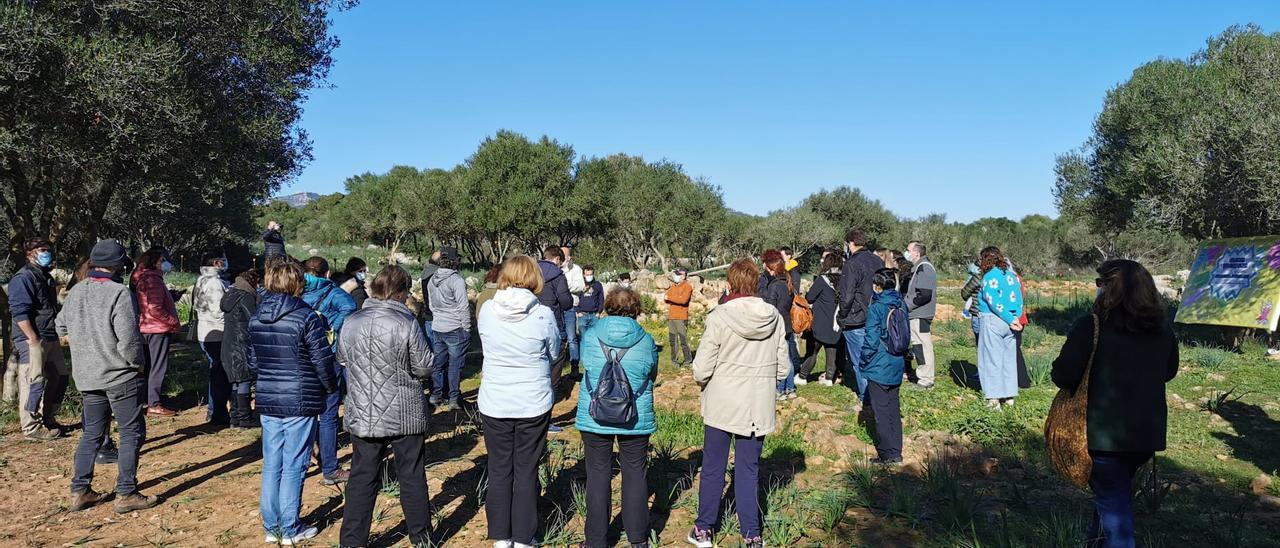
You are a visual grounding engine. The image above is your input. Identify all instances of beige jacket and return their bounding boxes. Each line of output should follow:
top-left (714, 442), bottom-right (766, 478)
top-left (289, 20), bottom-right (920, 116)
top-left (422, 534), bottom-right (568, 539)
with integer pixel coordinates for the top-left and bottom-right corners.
top-left (692, 295), bottom-right (790, 437)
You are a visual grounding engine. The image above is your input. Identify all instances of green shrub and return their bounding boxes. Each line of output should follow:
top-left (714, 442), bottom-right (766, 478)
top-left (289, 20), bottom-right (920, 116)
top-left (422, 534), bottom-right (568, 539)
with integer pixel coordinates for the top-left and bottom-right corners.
top-left (1025, 352), bottom-right (1054, 387)
top-left (1185, 344), bottom-right (1232, 370)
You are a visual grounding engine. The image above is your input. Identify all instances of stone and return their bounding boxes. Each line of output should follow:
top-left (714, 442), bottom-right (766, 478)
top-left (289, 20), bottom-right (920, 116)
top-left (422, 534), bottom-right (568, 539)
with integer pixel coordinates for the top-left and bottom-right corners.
top-left (1251, 474), bottom-right (1273, 496)
top-left (1260, 495), bottom-right (1280, 510)
top-left (980, 457), bottom-right (1000, 478)
top-left (1207, 373), bottom-right (1226, 382)
top-left (1216, 454), bottom-right (1229, 461)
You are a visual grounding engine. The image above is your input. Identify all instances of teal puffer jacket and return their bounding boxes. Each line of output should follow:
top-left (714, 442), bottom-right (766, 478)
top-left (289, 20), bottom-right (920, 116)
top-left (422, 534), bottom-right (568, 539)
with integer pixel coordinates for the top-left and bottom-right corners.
top-left (575, 316), bottom-right (658, 435)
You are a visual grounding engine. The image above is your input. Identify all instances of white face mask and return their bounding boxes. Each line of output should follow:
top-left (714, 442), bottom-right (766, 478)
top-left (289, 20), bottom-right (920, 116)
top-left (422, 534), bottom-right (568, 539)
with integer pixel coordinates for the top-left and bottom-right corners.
top-left (620, 281), bottom-right (631, 288)
top-left (904, 250), bottom-right (914, 262)
top-left (671, 274), bottom-right (684, 283)
top-left (585, 275), bottom-right (594, 283)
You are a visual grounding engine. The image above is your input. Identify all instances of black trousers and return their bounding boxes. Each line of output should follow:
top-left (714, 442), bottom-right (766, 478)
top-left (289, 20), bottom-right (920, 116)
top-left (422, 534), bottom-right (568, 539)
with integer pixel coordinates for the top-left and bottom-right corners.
top-left (481, 412), bottom-right (550, 544)
top-left (549, 344), bottom-right (568, 399)
top-left (71, 375), bottom-right (145, 495)
top-left (866, 381), bottom-right (903, 460)
top-left (1014, 329), bottom-right (1031, 389)
top-left (580, 431), bottom-right (651, 547)
top-left (340, 433), bottom-right (430, 546)
top-left (142, 334), bottom-right (170, 406)
top-left (799, 333), bottom-right (844, 381)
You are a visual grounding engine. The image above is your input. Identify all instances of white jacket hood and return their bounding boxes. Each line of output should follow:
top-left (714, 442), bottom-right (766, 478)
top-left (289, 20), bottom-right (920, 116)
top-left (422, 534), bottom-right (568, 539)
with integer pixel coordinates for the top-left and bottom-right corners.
top-left (491, 287), bottom-right (540, 322)
top-left (716, 296), bottom-right (782, 341)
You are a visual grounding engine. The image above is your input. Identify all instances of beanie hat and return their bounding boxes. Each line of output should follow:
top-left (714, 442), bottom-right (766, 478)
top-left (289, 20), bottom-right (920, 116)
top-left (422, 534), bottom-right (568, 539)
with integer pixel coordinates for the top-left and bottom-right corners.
top-left (90, 239), bottom-right (128, 268)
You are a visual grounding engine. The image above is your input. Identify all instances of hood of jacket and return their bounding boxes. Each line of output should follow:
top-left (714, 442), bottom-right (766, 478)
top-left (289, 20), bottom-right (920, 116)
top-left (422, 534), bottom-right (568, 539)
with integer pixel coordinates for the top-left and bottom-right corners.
top-left (875, 288), bottom-right (906, 308)
top-left (257, 292), bottom-right (311, 324)
top-left (490, 287), bottom-right (540, 322)
top-left (303, 273), bottom-right (334, 295)
top-left (592, 315), bottom-right (648, 349)
top-left (232, 277), bottom-right (256, 294)
top-left (430, 267), bottom-right (458, 288)
top-left (361, 297), bottom-right (412, 315)
top-left (538, 260), bottom-right (564, 283)
top-left (421, 263), bottom-right (439, 281)
top-left (220, 282), bottom-right (256, 313)
top-left (715, 296), bottom-right (781, 340)
top-left (199, 266), bottom-right (224, 278)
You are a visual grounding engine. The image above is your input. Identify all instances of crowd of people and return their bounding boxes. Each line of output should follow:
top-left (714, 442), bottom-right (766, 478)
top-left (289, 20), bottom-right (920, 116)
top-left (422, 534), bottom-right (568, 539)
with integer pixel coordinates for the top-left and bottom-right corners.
top-left (1, 220), bottom-right (1180, 548)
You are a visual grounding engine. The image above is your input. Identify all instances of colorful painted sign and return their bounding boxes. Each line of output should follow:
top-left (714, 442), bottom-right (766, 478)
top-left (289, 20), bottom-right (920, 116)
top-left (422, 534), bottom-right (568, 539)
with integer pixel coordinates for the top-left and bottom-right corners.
top-left (1175, 236), bottom-right (1280, 330)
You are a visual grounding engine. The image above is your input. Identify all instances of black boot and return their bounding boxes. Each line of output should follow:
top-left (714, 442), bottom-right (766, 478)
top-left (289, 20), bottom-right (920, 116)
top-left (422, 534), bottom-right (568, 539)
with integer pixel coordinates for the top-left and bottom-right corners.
top-left (233, 393), bottom-right (259, 428)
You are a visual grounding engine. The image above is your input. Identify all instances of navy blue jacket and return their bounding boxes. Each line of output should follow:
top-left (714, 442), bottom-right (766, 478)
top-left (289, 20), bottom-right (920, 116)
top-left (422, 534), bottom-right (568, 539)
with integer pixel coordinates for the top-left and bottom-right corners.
top-left (8, 263), bottom-right (58, 342)
top-left (248, 292), bottom-right (338, 417)
top-left (578, 280), bottom-right (605, 314)
top-left (538, 260), bottom-right (573, 336)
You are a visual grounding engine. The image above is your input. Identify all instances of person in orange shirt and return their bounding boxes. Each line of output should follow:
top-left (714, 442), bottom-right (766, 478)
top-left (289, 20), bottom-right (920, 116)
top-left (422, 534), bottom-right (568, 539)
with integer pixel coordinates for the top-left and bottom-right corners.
top-left (665, 268), bottom-right (694, 366)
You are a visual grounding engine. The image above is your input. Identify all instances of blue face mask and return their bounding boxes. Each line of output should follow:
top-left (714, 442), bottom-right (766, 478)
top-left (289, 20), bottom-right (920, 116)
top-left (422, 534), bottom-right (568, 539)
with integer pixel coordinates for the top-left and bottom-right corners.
top-left (356, 271), bottom-right (367, 282)
top-left (35, 251), bottom-right (53, 268)
top-left (161, 260), bottom-right (173, 274)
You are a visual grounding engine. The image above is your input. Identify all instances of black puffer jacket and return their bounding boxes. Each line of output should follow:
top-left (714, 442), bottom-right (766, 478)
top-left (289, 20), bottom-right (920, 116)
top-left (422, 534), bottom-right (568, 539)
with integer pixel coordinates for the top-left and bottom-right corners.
top-left (249, 291), bottom-right (337, 417)
top-left (338, 298), bottom-right (434, 438)
top-left (220, 279), bottom-right (261, 383)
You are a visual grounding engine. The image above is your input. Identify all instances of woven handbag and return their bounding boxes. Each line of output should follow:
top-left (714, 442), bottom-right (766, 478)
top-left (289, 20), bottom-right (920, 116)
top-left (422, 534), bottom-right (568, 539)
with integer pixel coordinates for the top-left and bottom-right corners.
top-left (1044, 313), bottom-right (1099, 489)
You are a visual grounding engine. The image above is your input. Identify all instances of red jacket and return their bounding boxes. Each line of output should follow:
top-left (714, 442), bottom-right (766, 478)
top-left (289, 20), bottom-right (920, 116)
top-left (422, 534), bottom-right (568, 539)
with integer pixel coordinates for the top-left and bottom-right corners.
top-left (132, 267), bottom-right (180, 334)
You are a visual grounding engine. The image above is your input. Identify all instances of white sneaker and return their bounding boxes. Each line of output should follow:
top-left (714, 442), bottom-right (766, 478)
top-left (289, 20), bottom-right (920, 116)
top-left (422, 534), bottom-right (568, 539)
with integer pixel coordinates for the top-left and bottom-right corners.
top-left (513, 543), bottom-right (536, 548)
top-left (1002, 399), bottom-right (1015, 408)
top-left (795, 377), bottom-right (808, 386)
top-left (281, 526), bottom-right (318, 546)
top-left (265, 534), bottom-right (279, 544)
top-left (819, 378), bottom-right (834, 387)
top-left (494, 541), bottom-right (514, 548)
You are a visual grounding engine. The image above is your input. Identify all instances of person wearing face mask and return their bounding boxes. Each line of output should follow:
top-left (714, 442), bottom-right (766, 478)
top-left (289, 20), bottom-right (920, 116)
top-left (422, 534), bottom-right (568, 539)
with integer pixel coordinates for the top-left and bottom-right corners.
top-left (577, 265), bottom-right (605, 337)
top-left (193, 253), bottom-right (233, 425)
top-left (560, 246), bottom-right (586, 376)
top-left (665, 268), bottom-right (694, 366)
top-left (617, 272), bottom-right (632, 289)
top-left (56, 239), bottom-right (162, 513)
top-left (131, 248), bottom-right (182, 416)
top-left (8, 237), bottom-right (69, 440)
top-left (903, 241), bottom-right (937, 389)
top-left (342, 257), bottom-right (369, 309)
top-left (537, 247), bottom-right (574, 426)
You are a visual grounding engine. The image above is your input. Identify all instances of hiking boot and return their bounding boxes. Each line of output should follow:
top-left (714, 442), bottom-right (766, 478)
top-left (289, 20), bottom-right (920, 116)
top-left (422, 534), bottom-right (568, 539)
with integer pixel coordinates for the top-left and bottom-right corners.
top-left (147, 404), bottom-right (177, 417)
top-left (114, 492), bottom-right (161, 513)
top-left (428, 394), bottom-right (443, 407)
top-left (69, 488), bottom-right (108, 512)
top-left (321, 469), bottom-right (350, 486)
top-left (686, 526), bottom-right (713, 548)
top-left (96, 442), bottom-right (119, 465)
top-left (870, 457), bottom-right (903, 467)
top-left (743, 537), bottom-right (765, 548)
top-left (280, 526), bottom-right (319, 546)
top-left (25, 426), bottom-right (63, 441)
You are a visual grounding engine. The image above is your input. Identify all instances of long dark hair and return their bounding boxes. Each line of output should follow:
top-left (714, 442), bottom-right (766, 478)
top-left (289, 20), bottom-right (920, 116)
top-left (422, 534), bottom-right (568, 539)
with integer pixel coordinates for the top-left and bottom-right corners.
top-left (1094, 259), bottom-right (1164, 334)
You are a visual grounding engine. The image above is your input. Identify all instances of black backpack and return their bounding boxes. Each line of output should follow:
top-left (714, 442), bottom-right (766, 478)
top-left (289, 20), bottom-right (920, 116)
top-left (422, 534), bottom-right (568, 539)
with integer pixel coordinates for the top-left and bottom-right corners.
top-left (584, 340), bottom-right (651, 426)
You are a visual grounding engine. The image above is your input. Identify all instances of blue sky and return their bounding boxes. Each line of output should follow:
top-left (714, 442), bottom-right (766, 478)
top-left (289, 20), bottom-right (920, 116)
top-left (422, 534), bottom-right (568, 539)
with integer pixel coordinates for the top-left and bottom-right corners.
top-left (289, 1), bottom-right (1277, 222)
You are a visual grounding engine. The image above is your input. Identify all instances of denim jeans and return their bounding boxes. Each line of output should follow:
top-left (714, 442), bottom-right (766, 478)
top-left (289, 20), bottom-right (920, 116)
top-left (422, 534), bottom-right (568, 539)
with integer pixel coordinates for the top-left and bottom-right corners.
top-left (696, 425), bottom-right (763, 538)
top-left (563, 308), bottom-right (580, 364)
top-left (1088, 451), bottom-right (1152, 548)
top-left (431, 328), bottom-right (470, 402)
top-left (72, 375), bottom-right (145, 495)
top-left (315, 365), bottom-right (344, 477)
top-left (777, 335), bottom-right (799, 393)
top-left (261, 415), bottom-right (317, 538)
top-left (841, 328), bottom-right (869, 400)
top-left (578, 314), bottom-right (599, 340)
top-left (422, 320), bottom-right (435, 348)
top-left (977, 314), bottom-right (1018, 399)
top-left (201, 340), bottom-right (231, 424)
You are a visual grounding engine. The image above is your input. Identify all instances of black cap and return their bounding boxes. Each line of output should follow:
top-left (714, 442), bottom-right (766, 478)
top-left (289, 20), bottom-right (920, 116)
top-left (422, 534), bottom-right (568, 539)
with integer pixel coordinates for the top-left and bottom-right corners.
top-left (90, 239), bottom-right (128, 268)
top-left (439, 246), bottom-right (460, 262)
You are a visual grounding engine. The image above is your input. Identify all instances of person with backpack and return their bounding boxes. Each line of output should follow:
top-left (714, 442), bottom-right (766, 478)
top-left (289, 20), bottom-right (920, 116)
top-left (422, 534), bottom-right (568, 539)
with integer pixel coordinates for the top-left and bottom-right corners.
top-left (664, 268), bottom-right (694, 366)
top-left (976, 246), bottom-right (1024, 409)
top-left (301, 256), bottom-right (358, 485)
top-left (860, 268), bottom-right (908, 465)
top-left (477, 256), bottom-right (561, 548)
top-left (220, 268), bottom-right (262, 428)
top-left (688, 258), bottom-right (789, 548)
top-left (575, 287), bottom-right (657, 548)
top-left (904, 241), bottom-right (937, 389)
top-left (799, 252), bottom-right (844, 386)
top-left (759, 250), bottom-right (799, 400)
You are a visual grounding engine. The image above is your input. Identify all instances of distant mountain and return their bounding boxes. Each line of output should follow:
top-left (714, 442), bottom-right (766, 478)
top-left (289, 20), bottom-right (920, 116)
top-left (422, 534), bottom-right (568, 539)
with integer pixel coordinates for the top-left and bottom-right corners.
top-left (276, 192), bottom-right (320, 209)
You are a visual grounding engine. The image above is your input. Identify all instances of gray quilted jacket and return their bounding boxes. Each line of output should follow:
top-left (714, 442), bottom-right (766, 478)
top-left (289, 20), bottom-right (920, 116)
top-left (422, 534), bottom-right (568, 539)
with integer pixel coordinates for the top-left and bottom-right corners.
top-left (337, 298), bottom-right (434, 438)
